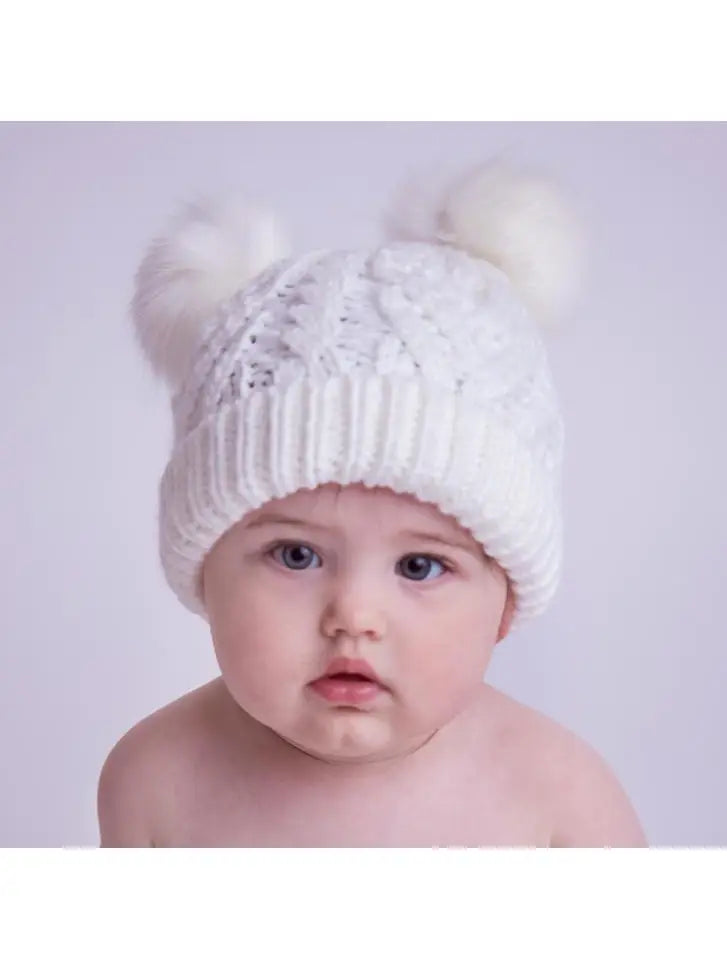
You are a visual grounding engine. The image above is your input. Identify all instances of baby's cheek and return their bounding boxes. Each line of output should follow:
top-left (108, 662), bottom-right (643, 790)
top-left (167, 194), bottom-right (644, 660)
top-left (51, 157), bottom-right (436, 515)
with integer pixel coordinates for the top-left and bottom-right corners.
top-left (406, 634), bottom-right (487, 704)
top-left (213, 607), bottom-right (312, 699)
top-left (215, 639), bottom-right (286, 720)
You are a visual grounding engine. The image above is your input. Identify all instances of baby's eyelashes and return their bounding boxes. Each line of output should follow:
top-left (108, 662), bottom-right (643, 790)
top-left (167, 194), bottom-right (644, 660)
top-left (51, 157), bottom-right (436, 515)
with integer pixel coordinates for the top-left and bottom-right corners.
top-left (397, 555), bottom-right (449, 582)
top-left (265, 542), bottom-right (451, 582)
top-left (270, 543), bottom-right (321, 571)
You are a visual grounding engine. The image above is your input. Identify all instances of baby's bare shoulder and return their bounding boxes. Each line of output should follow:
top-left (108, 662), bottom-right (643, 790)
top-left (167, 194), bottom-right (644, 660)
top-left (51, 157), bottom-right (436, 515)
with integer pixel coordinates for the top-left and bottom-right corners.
top-left (546, 733), bottom-right (647, 847)
top-left (478, 683), bottom-right (568, 768)
top-left (486, 694), bottom-right (647, 848)
top-left (483, 686), bottom-right (647, 847)
top-left (97, 680), bottom-right (218, 847)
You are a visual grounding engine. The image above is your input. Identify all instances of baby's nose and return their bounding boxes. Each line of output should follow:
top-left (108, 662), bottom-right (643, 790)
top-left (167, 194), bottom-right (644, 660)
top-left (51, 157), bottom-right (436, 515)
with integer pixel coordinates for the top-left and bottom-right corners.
top-left (320, 585), bottom-right (387, 641)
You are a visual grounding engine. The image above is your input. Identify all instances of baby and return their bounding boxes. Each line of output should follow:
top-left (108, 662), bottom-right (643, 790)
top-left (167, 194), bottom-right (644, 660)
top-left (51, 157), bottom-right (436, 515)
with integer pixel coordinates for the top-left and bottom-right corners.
top-left (97, 161), bottom-right (647, 847)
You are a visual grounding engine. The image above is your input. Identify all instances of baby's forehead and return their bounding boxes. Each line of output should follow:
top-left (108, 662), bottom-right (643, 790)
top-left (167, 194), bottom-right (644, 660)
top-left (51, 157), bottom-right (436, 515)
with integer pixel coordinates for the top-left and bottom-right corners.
top-left (245, 483), bottom-right (470, 540)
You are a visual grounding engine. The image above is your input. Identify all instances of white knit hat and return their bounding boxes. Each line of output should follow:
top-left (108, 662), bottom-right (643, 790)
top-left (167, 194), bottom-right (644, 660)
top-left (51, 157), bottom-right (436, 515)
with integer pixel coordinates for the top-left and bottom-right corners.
top-left (130, 161), bottom-right (584, 632)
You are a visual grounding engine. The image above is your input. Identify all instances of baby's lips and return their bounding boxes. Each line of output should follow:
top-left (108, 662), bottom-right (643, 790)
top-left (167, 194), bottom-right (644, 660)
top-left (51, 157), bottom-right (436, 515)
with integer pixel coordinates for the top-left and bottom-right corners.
top-left (312, 656), bottom-right (390, 690)
top-left (322, 657), bottom-right (380, 681)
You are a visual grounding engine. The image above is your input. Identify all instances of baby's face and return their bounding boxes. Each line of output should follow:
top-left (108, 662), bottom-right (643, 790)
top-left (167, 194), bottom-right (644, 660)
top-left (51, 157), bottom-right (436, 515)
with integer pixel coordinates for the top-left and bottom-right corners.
top-left (201, 483), bottom-right (514, 766)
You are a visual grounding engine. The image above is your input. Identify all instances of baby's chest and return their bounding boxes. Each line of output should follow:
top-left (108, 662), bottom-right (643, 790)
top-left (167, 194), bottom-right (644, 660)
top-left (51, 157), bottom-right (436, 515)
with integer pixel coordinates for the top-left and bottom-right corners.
top-left (160, 758), bottom-right (551, 848)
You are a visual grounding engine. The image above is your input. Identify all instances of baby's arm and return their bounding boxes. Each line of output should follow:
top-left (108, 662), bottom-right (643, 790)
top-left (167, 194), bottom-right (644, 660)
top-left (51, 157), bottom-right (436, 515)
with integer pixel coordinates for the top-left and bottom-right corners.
top-left (97, 721), bottom-right (158, 848)
top-left (547, 730), bottom-right (647, 848)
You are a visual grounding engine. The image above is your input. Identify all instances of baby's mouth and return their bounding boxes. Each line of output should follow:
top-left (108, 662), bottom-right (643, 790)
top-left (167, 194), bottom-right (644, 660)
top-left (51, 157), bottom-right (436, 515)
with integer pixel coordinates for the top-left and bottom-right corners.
top-left (309, 669), bottom-right (386, 704)
top-left (317, 658), bottom-right (382, 685)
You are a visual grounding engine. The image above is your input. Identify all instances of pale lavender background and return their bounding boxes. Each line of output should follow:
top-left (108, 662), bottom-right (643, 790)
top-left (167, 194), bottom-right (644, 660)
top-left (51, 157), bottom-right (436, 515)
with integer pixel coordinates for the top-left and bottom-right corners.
top-left (1, 122), bottom-right (724, 847)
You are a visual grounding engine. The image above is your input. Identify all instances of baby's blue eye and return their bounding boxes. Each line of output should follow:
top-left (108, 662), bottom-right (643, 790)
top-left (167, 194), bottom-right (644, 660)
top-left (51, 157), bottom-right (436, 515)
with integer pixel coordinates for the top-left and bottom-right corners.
top-left (270, 545), bottom-right (448, 581)
top-left (273, 544), bottom-right (321, 570)
top-left (397, 555), bottom-right (446, 582)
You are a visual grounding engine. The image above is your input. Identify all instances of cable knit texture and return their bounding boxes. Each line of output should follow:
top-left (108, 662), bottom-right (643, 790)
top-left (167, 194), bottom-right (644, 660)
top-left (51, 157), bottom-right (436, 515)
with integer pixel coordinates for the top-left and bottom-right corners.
top-left (157, 241), bottom-right (564, 631)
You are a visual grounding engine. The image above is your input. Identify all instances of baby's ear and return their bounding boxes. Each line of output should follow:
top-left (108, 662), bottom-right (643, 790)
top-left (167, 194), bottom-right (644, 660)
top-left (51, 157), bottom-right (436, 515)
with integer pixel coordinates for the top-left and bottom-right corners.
top-left (197, 551), bottom-right (213, 613)
top-left (497, 580), bottom-right (517, 643)
top-left (197, 565), bottom-right (206, 608)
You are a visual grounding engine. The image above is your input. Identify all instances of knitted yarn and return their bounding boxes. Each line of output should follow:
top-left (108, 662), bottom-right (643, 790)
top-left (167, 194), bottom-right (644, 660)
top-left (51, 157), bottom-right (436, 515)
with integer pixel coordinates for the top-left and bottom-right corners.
top-left (130, 161), bottom-right (583, 632)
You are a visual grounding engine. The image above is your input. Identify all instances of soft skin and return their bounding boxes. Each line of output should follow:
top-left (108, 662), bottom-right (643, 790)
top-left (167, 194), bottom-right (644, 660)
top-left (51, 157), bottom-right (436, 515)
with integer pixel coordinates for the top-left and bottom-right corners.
top-left (201, 483), bottom-right (515, 771)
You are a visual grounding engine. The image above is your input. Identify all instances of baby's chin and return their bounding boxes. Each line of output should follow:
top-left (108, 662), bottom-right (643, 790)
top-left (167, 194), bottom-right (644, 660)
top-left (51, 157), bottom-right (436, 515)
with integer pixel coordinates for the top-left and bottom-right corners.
top-left (270, 709), bottom-right (441, 769)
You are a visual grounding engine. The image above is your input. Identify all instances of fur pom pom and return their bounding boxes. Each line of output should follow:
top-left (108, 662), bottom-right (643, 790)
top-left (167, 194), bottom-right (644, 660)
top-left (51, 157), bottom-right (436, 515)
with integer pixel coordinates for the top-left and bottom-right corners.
top-left (382, 159), bottom-right (585, 330)
top-left (130, 193), bottom-right (291, 391)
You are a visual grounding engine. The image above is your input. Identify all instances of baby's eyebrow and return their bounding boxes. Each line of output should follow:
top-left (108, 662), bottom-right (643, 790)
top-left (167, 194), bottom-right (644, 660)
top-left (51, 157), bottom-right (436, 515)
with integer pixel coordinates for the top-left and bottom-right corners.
top-left (244, 514), bottom-right (479, 555)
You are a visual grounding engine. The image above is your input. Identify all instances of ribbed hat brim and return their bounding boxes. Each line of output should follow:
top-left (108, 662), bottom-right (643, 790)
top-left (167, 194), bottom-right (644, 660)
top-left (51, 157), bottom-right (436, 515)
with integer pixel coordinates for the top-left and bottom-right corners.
top-left (159, 374), bottom-right (563, 631)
